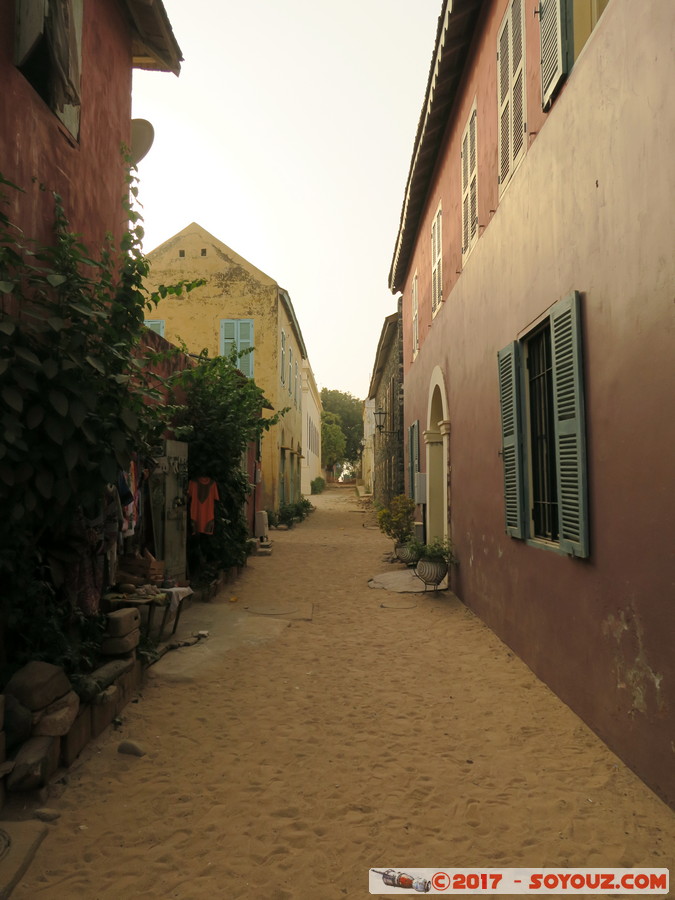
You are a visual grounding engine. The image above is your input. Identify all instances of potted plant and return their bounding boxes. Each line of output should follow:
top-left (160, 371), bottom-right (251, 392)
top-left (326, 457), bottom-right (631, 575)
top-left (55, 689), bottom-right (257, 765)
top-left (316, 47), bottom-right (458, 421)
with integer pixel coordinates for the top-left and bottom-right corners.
top-left (377, 495), bottom-right (416, 558)
top-left (414, 537), bottom-right (457, 588)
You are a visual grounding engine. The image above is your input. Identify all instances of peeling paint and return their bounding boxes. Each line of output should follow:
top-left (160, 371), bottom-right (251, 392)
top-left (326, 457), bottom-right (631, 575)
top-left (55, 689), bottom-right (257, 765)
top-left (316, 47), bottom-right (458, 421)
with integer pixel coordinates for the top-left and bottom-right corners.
top-left (602, 606), bottom-right (664, 716)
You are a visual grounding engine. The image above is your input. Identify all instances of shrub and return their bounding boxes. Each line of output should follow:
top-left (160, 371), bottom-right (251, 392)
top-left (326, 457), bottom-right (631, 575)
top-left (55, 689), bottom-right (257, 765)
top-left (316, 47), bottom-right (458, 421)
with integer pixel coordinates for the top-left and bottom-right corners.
top-left (310, 476), bottom-right (326, 494)
top-left (377, 494), bottom-right (416, 543)
top-left (278, 503), bottom-right (297, 527)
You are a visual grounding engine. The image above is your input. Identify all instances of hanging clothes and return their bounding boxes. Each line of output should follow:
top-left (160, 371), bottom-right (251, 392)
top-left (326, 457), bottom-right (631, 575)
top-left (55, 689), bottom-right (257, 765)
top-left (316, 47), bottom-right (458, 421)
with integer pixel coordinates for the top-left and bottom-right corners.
top-left (188, 478), bottom-right (220, 535)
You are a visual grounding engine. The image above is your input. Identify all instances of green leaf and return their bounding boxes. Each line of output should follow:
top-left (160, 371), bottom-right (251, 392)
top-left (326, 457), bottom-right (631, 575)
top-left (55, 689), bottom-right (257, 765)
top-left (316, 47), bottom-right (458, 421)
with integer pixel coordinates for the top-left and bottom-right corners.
top-left (2, 386), bottom-right (23, 413)
top-left (47, 317), bottom-right (66, 331)
top-left (14, 346), bottom-right (41, 368)
top-left (11, 367), bottom-right (38, 392)
top-left (15, 462), bottom-right (33, 483)
top-left (36, 470), bottom-right (54, 499)
top-left (0, 320), bottom-right (16, 334)
top-left (45, 416), bottom-right (65, 445)
top-left (0, 281), bottom-right (15, 294)
top-left (46, 273), bottom-right (67, 287)
top-left (0, 359), bottom-right (9, 376)
top-left (49, 390), bottom-right (69, 417)
top-left (54, 479), bottom-right (71, 504)
top-left (42, 358), bottom-right (59, 379)
top-left (69, 398), bottom-right (87, 428)
top-left (26, 405), bottom-right (44, 429)
top-left (24, 490), bottom-right (37, 512)
top-left (0, 463), bottom-right (15, 486)
top-left (85, 355), bottom-right (105, 374)
top-left (11, 503), bottom-right (25, 521)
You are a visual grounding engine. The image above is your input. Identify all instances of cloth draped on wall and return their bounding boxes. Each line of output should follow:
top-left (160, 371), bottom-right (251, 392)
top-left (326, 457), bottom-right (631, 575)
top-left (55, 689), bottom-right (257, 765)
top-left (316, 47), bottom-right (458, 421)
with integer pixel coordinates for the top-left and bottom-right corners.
top-left (188, 478), bottom-right (219, 535)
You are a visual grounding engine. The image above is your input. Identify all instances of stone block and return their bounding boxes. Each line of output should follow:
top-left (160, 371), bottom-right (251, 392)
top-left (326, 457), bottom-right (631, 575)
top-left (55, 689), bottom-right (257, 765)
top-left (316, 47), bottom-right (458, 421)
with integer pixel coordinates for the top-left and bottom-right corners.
top-left (106, 607), bottom-right (141, 637)
top-left (91, 686), bottom-right (118, 738)
top-left (32, 691), bottom-right (80, 737)
top-left (114, 662), bottom-right (142, 713)
top-left (101, 627), bottom-right (140, 656)
top-left (4, 695), bottom-right (33, 752)
top-left (61, 705), bottom-right (92, 768)
top-left (7, 736), bottom-right (60, 792)
top-left (77, 658), bottom-right (134, 701)
top-left (4, 662), bottom-right (71, 712)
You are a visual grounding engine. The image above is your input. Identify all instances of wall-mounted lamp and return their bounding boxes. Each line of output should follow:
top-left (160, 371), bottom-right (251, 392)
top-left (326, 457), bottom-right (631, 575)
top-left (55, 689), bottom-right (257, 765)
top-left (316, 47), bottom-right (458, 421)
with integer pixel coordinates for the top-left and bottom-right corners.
top-left (374, 408), bottom-right (399, 435)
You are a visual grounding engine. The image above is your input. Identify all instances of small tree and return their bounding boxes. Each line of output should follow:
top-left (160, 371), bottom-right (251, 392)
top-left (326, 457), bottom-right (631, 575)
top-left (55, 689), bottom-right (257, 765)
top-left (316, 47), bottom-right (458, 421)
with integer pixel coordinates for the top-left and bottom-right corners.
top-left (377, 494), bottom-right (416, 544)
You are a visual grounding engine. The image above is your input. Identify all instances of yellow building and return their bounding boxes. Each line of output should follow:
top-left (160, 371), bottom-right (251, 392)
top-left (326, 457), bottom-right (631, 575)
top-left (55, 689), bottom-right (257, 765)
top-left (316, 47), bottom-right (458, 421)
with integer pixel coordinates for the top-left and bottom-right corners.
top-left (144, 222), bottom-right (308, 512)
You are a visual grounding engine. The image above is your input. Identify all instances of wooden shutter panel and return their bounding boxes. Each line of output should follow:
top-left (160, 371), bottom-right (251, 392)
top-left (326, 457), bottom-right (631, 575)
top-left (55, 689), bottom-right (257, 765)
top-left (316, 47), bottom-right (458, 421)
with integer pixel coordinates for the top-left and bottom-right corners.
top-left (469, 109), bottom-right (478, 243)
top-left (220, 319), bottom-right (236, 359)
top-left (461, 131), bottom-right (469, 252)
top-left (551, 291), bottom-right (588, 557)
top-left (238, 319), bottom-right (254, 378)
top-left (498, 342), bottom-right (525, 538)
top-left (540, 0), bottom-right (567, 110)
top-left (497, 14), bottom-right (511, 186)
top-left (15, 0), bottom-right (47, 66)
top-left (511, 0), bottom-right (525, 165)
top-left (280, 330), bottom-right (286, 383)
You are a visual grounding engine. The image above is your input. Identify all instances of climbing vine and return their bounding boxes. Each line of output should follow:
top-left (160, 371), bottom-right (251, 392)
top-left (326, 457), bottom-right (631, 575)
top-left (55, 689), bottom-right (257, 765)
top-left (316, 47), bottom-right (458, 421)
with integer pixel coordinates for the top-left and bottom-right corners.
top-left (0, 170), bottom-right (200, 675)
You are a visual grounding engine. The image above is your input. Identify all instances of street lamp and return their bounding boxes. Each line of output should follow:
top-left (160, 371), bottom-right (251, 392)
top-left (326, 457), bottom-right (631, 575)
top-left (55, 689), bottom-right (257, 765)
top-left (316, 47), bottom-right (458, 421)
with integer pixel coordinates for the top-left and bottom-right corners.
top-left (374, 407), bottom-right (399, 435)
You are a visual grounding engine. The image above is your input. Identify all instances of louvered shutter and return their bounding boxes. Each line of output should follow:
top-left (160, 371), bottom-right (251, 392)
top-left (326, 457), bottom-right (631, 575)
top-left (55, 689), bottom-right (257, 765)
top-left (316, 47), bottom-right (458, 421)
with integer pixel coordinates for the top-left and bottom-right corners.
top-left (469, 109), bottom-right (478, 244)
top-left (238, 320), bottom-right (254, 378)
top-left (280, 330), bottom-right (286, 384)
top-left (408, 425), bottom-right (415, 499)
top-left (511, 0), bottom-right (526, 167)
top-left (550, 291), bottom-right (588, 557)
top-left (497, 14), bottom-right (511, 187)
top-left (461, 130), bottom-right (470, 253)
top-left (498, 342), bottom-right (525, 538)
top-left (220, 319), bottom-right (236, 359)
top-left (540, 0), bottom-right (567, 110)
top-left (431, 217), bottom-right (438, 311)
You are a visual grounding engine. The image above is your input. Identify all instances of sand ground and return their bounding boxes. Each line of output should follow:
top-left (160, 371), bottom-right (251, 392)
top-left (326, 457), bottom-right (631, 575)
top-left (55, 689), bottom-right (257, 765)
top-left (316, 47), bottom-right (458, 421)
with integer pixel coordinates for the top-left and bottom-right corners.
top-left (6, 486), bottom-right (675, 899)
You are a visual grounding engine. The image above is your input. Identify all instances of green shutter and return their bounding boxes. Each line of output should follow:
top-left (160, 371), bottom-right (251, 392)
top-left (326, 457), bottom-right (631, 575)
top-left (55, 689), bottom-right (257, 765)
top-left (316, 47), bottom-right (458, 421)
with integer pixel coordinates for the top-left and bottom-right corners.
top-left (220, 319), bottom-right (236, 359)
top-left (15, 0), bottom-right (47, 66)
top-left (408, 420), bottom-right (420, 499)
top-left (238, 319), bottom-right (254, 378)
top-left (540, 0), bottom-right (568, 110)
top-left (498, 342), bottom-right (525, 538)
top-left (551, 291), bottom-right (588, 557)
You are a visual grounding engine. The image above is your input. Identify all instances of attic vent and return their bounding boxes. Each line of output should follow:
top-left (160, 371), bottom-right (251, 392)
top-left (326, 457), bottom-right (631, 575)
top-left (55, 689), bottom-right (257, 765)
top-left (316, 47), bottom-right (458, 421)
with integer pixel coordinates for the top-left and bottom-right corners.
top-left (201, 248), bottom-right (207, 256)
top-left (179, 249), bottom-right (185, 258)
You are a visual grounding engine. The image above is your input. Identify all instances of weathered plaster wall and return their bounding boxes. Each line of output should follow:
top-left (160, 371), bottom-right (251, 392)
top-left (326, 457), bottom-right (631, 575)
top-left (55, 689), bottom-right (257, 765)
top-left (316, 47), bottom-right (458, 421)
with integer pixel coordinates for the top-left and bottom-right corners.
top-left (0, 1), bottom-right (132, 252)
top-left (400, 0), bottom-right (675, 804)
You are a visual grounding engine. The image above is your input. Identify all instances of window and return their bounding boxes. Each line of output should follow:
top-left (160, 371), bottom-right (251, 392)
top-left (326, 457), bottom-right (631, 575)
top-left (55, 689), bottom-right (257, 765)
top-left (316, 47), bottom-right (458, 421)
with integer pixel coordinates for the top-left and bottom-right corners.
top-left (431, 204), bottom-right (442, 314)
top-left (200, 248), bottom-right (207, 256)
top-left (280, 330), bottom-right (286, 384)
top-left (540, 0), bottom-right (611, 110)
top-left (498, 291), bottom-right (588, 556)
top-left (15, 0), bottom-right (83, 138)
top-left (461, 103), bottom-right (478, 258)
top-left (294, 361), bottom-right (299, 406)
top-left (220, 319), bottom-right (254, 378)
top-left (145, 319), bottom-right (165, 337)
top-left (288, 347), bottom-right (293, 394)
top-left (498, 0), bottom-right (526, 192)
top-left (411, 272), bottom-right (419, 357)
top-left (179, 249), bottom-right (185, 258)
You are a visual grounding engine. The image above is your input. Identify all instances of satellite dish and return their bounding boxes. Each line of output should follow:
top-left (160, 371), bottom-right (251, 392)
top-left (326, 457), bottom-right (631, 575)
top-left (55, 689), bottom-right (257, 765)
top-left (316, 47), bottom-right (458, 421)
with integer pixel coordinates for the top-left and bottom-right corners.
top-left (130, 119), bottom-right (155, 164)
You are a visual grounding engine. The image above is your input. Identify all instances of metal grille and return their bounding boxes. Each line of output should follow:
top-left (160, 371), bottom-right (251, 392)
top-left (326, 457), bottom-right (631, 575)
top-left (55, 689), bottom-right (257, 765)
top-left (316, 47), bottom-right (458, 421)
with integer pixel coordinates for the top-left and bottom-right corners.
top-left (527, 324), bottom-right (558, 541)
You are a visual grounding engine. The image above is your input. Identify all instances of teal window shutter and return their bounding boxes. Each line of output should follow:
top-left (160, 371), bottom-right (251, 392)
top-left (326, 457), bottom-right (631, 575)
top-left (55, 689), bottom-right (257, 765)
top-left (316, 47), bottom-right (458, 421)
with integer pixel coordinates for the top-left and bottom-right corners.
top-left (540, 0), bottom-right (568, 110)
top-left (280, 330), bottom-right (286, 384)
top-left (220, 319), bottom-right (236, 360)
top-left (498, 342), bottom-right (525, 538)
top-left (145, 319), bottom-right (165, 337)
top-left (408, 424), bottom-right (414, 498)
top-left (550, 291), bottom-right (588, 557)
top-left (238, 319), bottom-right (254, 378)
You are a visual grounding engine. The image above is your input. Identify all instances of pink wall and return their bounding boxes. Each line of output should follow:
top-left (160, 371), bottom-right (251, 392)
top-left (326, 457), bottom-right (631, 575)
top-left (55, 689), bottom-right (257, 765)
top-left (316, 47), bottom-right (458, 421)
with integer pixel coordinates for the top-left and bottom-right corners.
top-left (399, 0), bottom-right (675, 805)
top-left (0, 1), bottom-right (132, 254)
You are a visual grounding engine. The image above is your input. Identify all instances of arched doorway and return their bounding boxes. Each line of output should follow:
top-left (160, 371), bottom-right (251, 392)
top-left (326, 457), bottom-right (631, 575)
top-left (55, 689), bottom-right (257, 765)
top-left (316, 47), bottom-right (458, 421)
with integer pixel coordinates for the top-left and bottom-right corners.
top-left (425, 367), bottom-right (450, 543)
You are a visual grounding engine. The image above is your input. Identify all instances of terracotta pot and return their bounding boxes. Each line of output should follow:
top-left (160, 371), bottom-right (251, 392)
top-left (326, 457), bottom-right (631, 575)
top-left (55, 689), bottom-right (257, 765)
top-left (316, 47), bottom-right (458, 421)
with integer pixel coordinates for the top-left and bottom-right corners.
top-left (415, 557), bottom-right (448, 586)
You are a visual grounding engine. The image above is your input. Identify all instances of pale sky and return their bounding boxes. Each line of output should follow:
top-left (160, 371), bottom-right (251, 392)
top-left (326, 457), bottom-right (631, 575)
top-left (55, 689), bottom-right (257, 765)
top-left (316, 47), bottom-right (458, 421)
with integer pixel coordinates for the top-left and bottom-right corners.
top-left (132, 0), bottom-right (441, 400)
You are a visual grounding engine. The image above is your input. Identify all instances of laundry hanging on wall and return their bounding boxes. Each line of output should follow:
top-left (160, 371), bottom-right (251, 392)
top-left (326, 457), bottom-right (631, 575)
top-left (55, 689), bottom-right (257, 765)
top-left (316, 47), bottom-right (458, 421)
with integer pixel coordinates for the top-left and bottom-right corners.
top-left (188, 478), bottom-right (219, 535)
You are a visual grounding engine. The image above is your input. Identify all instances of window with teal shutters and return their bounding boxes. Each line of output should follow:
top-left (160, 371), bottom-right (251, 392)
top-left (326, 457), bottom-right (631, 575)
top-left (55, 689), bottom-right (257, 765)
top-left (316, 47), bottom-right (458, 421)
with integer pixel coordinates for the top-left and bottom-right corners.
top-left (550, 291), bottom-right (588, 557)
top-left (220, 319), bottom-right (254, 378)
top-left (408, 420), bottom-right (420, 500)
top-left (498, 342), bottom-right (525, 538)
top-left (498, 291), bottom-right (589, 556)
top-left (280, 330), bottom-right (286, 384)
top-left (540, 0), bottom-right (569, 110)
